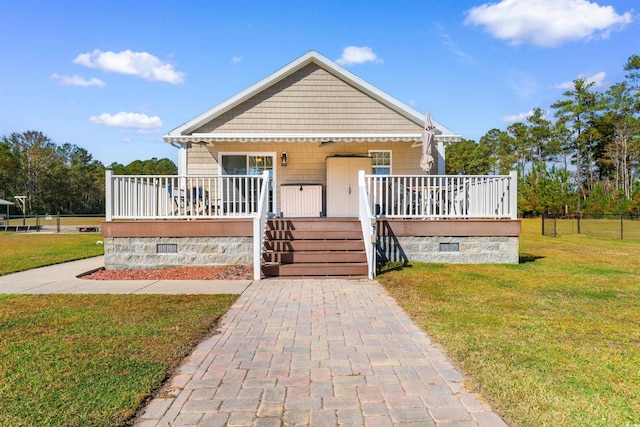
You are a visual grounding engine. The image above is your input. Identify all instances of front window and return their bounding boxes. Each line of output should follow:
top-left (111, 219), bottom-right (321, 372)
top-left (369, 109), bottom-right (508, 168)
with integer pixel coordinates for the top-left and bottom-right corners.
top-left (220, 153), bottom-right (275, 213)
top-left (370, 150), bottom-right (391, 175)
top-left (249, 155), bottom-right (273, 176)
top-left (222, 154), bottom-right (273, 178)
top-left (221, 155), bottom-right (247, 175)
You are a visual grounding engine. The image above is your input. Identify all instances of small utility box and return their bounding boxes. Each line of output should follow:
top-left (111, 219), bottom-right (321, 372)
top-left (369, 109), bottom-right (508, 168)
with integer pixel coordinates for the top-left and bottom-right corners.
top-left (280, 184), bottom-right (322, 217)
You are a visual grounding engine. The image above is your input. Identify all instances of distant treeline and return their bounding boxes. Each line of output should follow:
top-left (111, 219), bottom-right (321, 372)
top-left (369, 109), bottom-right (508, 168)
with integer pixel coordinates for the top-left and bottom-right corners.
top-left (0, 131), bottom-right (177, 214)
top-left (446, 54), bottom-right (640, 216)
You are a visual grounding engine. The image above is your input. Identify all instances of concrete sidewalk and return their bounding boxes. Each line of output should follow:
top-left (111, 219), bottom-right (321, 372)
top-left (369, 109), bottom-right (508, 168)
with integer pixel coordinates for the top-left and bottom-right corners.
top-left (136, 279), bottom-right (507, 427)
top-left (0, 256), bottom-right (251, 294)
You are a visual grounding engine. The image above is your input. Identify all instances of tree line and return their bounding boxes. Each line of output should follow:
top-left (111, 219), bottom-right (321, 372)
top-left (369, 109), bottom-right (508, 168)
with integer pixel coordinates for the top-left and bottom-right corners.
top-left (446, 54), bottom-right (640, 216)
top-left (0, 131), bottom-right (177, 215)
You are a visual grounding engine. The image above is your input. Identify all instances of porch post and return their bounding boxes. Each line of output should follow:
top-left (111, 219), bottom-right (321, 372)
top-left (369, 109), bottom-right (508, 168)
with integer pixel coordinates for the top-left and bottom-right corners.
top-left (177, 143), bottom-right (187, 176)
top-left (437, 140), bottom-right (445, 175)
top-left (509, 170), bottom-right (518, 220)
top-left (105, 170), bottom-right (112, 221)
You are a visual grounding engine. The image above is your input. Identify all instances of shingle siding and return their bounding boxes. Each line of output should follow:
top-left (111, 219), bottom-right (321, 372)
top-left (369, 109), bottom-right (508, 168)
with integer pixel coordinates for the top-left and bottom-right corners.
top-left (192, 64), bottom-right (422, 134)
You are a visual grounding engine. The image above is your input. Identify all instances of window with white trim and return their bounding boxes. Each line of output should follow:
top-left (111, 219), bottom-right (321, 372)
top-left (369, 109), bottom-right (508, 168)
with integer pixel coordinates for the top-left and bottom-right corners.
top-left (369, 150), bottom-right (391, 175)
top-left (220, 153), bottom-right (275, 213)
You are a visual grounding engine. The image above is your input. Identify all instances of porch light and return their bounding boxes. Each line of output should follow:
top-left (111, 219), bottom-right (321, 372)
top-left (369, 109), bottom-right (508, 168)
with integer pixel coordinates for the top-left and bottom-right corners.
top-left (281, 152), bottom-right (288, 167)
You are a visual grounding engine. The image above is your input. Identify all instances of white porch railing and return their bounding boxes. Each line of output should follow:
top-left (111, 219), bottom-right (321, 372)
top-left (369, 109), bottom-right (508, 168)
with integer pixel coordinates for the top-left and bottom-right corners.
top-left (105, 171), bottom-right (268, 220)
top-left (253, 171), bottom-right (270, 281)
top-left (358, 171), bottom-right (376, 279)
top-left (365, 171), bottom-right (518, 220)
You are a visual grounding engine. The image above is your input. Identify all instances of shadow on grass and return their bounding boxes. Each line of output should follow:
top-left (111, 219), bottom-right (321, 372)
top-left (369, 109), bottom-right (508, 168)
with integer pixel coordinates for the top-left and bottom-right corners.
top-left (377, 261), bottom-right (411, 275)
top-left (519, 253), bottom-right (545, 263)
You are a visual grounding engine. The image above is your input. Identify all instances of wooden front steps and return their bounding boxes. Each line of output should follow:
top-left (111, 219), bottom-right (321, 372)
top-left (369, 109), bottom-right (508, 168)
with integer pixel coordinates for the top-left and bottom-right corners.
top-left (261, 218), bottom-right (368, 278)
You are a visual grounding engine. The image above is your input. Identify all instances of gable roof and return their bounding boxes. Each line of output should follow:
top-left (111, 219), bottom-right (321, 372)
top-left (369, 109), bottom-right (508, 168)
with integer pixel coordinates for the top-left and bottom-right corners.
top-left (164, 51), bottom-right (460, 144)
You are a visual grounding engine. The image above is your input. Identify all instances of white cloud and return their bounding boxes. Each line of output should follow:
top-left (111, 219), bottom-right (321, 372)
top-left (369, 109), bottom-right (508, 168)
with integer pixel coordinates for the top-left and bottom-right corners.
top-left (465, 0), bottom-right (633, 47)
top-left (435, 23), bottom-right (476, 64)
top-left (90, 112), bottom-right (163, 129)
top-left (503, 110), bottom-right (535, 123)
top-left (50, 73), bottom-right (105, 87)
top-left (507, 69), bottom-right (539, 98)
top-left (504, 109), bottom-right (551, 123)
top-left (74, 49), bottom-right (184, 84)
top-left (587, 71), bottom-right (607, 87)
top-left (555, 71), bottom-right (607, 89)
top-left (231, 56), bottom-right (242, 64)
top-left (136, 129), bottom-right (161, 135)
top-left (336, 46), bottom-right (382, 66)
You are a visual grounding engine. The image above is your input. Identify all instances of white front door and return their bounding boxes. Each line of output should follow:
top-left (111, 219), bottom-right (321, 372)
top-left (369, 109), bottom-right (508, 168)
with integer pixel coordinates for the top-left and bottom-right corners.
top-left (326, 157), bottom-right (371, 217)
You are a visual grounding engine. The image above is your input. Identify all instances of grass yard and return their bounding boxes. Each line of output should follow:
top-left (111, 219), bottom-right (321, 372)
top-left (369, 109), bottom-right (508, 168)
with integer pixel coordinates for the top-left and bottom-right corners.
top-left (0, 233), bottom-right (104, 275)
top-left (0, 294), bottom-right (237, 426)
top-left (378, 218), bottom-right (640, 426)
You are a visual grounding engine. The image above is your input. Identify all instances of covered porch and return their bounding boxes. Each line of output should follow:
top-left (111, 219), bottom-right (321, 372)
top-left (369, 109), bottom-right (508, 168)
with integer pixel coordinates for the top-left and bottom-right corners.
top-left (103, 170), bottom-right (520, 280)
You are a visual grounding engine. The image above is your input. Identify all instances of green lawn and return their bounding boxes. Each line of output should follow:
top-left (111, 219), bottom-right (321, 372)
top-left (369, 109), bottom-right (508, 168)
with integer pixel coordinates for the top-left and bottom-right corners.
top-left (0, 233), bottom-right (104, 275)
top-left (0, 294), bottom-right (237, 426)
top-left (378, 218), bottom-right (640, 426)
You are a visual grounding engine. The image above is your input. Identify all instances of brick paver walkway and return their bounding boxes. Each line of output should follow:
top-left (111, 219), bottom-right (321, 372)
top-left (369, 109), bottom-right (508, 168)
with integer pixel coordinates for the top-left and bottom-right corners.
top-left (137, 279), bottom-right (506, 426)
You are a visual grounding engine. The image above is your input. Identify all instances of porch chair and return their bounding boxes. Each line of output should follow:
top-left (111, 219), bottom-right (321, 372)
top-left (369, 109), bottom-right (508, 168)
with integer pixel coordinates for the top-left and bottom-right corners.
top-left (389, 181), bottom-right (421, 216)
top-left (191, 187), bottom-right (210, 214)
top-left (168, 184), bottom-right (187, 214)
top-left (449, 183), bottom-right (467, 216)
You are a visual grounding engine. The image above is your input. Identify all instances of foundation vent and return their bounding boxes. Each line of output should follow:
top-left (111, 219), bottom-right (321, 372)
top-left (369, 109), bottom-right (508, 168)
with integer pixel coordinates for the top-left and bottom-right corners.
top-left (439, 242), bottom-right (460, 252)
top-left (157, 243), bottom-right (178, 254)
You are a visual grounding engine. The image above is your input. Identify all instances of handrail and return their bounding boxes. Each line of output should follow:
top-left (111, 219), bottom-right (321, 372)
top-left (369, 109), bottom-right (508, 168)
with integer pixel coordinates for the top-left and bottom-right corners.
top-left (253, 171), bottom-right (270, 281)
top-left (358, 170), bottom-right (376, 279)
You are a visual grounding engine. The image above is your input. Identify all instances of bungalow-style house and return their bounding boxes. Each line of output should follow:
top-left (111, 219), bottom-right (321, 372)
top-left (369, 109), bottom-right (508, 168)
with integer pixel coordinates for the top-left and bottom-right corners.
top-left (102, 51), bottom-right (520, 279)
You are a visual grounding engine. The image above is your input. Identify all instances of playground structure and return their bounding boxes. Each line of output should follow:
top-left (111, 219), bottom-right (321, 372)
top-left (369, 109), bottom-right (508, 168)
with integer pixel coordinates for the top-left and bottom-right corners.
top-left (0, 196), bottom-right (103, 233)
top-left (0, 196), bottom-right (30, 231)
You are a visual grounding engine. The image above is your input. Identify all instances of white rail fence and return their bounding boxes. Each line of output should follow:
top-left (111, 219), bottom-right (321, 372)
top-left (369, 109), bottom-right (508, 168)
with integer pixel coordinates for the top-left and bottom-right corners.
top-left (105, 171), bottom-right (268, 220)
top-left (365, 171), bottom-right (517, 220)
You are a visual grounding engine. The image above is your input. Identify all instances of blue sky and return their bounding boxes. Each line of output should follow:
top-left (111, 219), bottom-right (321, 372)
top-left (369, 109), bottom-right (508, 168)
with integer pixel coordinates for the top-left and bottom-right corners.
top-left (1, 0), bottom-right (637, 166)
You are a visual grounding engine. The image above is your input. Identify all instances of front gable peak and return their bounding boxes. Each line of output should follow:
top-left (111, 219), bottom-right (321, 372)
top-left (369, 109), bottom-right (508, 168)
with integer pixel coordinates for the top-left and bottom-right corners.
top-left (165, 51), bottom-right (459, 143)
